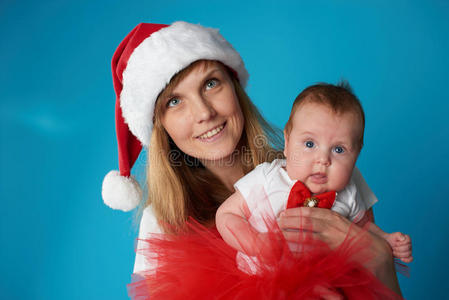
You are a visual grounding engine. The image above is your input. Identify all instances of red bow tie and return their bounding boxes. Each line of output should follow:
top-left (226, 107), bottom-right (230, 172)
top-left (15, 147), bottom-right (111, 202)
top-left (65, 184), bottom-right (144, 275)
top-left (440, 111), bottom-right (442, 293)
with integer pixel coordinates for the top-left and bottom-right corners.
top-left (287, 181), bottom-right (336, 209)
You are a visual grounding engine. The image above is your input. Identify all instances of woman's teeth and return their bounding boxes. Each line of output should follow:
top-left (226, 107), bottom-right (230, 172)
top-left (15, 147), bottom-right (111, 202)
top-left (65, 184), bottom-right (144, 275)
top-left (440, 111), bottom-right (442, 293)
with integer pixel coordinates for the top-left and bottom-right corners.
top-left (199, 124), bottom-right (224, 139)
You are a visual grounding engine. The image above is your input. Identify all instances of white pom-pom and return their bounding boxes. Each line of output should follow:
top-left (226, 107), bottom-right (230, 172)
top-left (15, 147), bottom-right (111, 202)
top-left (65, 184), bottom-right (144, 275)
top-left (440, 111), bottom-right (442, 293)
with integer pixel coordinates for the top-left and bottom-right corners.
top-left (102, 170), bottom-right (142, 212)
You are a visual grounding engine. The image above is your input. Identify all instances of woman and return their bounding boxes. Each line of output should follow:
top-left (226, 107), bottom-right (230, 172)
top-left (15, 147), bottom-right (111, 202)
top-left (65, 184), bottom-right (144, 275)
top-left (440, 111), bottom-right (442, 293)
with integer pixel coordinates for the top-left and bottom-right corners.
top-left (102, 21), bottom-right (402, 298)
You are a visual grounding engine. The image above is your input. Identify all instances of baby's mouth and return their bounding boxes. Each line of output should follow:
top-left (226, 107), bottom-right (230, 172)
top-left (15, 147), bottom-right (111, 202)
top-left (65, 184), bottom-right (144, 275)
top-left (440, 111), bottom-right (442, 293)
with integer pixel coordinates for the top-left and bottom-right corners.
top-left (309, 173), bottom-right (328, 184)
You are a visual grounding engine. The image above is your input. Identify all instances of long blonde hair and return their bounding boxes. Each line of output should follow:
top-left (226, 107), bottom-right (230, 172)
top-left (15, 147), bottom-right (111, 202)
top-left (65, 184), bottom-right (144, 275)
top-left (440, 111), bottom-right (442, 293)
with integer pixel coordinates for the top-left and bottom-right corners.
top-left (147, 60), bottom-right (283, 233)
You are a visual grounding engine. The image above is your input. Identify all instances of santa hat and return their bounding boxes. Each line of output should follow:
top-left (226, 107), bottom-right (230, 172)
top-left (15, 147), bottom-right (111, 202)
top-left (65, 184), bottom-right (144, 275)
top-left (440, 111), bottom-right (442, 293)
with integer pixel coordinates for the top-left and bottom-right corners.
top-left (102, 21), bottom-right (249, 211)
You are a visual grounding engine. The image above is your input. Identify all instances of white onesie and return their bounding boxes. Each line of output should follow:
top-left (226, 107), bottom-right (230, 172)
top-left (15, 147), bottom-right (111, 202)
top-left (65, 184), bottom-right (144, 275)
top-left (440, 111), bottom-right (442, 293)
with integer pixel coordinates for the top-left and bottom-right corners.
top-left (233, 159), bottom-right (378, 273)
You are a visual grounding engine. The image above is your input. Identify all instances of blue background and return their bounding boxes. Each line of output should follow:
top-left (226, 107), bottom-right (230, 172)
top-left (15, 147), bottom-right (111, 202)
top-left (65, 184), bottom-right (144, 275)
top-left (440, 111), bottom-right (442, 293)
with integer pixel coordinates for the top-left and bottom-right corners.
top-left (1, 0), bottom-right (448, 299)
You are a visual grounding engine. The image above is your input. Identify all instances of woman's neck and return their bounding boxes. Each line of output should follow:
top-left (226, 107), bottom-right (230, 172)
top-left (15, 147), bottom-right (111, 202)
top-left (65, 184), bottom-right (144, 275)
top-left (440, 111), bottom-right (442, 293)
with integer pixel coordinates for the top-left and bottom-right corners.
top-left (201, 157), bottom-right (244, 192)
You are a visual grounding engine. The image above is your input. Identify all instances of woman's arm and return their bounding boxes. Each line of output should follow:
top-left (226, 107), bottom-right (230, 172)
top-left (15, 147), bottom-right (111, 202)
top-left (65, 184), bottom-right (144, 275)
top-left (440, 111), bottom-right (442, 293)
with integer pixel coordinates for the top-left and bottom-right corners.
top-left (278, 207), bottom-right (402, 296)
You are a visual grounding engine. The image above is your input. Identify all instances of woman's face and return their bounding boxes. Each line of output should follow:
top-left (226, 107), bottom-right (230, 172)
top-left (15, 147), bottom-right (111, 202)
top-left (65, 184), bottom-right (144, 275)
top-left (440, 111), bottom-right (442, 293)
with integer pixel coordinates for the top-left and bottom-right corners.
top-left (160, 61), bottom-right (244, 164)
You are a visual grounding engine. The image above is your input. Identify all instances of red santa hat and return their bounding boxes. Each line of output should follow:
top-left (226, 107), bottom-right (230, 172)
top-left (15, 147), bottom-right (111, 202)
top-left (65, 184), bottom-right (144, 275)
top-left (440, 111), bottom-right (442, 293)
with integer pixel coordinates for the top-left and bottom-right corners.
top-left (102, 21), bottom-right (249, 211)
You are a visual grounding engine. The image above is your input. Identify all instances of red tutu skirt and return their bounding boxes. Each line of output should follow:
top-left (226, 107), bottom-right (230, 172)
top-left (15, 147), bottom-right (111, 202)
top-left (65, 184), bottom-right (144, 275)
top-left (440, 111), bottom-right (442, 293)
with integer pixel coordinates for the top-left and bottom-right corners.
top-left (128, 214), bottom-right (402, 299)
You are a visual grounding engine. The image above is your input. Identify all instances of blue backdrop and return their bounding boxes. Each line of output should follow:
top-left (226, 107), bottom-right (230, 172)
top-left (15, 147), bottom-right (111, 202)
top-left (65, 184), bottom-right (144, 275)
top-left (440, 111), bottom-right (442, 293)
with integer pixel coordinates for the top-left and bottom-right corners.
top-left (1, 0), bottom-right (448, 299)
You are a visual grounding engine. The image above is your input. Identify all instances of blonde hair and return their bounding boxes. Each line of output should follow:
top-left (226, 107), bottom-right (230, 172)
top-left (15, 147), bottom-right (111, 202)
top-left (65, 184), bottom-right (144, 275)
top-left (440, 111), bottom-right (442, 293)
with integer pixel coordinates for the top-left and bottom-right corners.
top-left (146, 60), bottom-right (282, 233)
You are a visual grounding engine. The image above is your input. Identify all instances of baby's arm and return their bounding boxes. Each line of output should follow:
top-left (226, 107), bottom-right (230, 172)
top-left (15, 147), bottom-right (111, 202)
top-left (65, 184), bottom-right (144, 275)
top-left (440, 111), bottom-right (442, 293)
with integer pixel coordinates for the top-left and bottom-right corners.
top-left (216, 191), bottom-right (266, 256)
top-left (356, 213), bottom-right (413, 263)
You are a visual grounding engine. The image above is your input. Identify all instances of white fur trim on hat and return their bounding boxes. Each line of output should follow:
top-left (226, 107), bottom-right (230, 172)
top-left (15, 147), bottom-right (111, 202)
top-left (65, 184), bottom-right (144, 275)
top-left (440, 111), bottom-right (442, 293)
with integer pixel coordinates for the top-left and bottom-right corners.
top-left (102, 170), bottom-right (143, 212)
top-left (120, 21), bottom-right (249, 146)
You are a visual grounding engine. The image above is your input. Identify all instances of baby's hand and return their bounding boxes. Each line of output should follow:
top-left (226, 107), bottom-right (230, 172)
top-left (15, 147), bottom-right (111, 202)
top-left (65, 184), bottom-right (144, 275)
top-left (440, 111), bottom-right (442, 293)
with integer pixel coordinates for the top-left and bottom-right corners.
top-left (385, 232), bottom-right (413, 263)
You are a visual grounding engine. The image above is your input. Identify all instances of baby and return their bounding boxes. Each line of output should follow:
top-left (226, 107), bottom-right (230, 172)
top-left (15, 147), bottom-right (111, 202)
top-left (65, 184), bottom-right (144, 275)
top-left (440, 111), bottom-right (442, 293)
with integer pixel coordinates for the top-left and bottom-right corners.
top-left (216, 82), bottom-right (413, 264)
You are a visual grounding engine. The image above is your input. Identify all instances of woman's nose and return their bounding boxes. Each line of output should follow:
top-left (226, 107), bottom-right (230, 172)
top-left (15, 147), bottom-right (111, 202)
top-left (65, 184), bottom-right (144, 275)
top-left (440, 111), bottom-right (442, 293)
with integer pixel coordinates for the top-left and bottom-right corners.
top-left (191, 96), bottom-right (216, 122)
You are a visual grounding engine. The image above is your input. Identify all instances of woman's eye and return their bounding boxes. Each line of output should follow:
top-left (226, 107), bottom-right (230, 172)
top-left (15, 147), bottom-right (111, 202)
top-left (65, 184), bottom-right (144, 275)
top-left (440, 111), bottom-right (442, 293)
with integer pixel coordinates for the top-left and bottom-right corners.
top-left (167, 98), bottom-right (181, 107)
top-left (205, 79), bottom-right (218, 90)
top-left (305, 141), bottom-right (315, 148)
top-left (334, 146), bottom-right (345, 154)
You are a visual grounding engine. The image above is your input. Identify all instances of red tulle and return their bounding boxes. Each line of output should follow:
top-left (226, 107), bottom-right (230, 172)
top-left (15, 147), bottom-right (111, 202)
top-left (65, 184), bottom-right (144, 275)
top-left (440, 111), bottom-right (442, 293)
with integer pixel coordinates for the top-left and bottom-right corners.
top-left (128, 216), bottom-right (402, 299)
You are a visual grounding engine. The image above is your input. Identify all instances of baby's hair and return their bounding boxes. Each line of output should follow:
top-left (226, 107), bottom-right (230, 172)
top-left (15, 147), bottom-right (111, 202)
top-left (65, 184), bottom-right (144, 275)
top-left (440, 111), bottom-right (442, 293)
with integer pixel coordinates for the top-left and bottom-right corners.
top-left (284, 80), bottom-right (365, 150)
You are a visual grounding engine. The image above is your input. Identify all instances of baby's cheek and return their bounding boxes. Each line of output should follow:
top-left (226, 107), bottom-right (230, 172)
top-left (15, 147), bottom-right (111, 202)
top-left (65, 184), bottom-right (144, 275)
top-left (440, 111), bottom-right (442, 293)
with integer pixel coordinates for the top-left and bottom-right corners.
top-left (329, 166), bottom-right (353, 191)
top-left (286, 159), bottom-right (310, 182)
top-left (298, 150), bottom-right (316, 166)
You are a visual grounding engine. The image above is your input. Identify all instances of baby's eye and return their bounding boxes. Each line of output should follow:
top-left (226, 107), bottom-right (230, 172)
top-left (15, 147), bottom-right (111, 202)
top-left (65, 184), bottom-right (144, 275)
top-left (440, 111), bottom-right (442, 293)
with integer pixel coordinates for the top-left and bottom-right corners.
top-left (305, 141), bottom-right (315, 148)
top-left (333, 146), bottom-right (345, 154)
top-left (167, 97), bottom-right (181, 107)
top-left (205, 79), bottom-right (218, 90)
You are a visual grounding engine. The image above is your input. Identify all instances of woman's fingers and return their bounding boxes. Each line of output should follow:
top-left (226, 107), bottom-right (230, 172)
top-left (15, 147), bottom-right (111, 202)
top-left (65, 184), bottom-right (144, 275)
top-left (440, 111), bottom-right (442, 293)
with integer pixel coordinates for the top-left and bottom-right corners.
top-left (278, 213), bottom-right (319, 231)
top-left (280, 207), bottom-right (354, 232)
top-left (278, 206), bottom-right (399, 289)
top-left (279, 209), bottom-right (345, 249)
top-left (279, 208), bottom-right (358, 239)
top-left (278, 207), bottom-right (380, 253)
top-left (281, 229), bottom-right (319, 242)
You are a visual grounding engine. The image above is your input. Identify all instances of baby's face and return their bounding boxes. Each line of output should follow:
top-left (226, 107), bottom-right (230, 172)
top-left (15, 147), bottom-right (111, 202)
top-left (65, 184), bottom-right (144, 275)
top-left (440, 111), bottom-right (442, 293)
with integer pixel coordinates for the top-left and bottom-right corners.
top-left (284, 102), bottom-right (362, 194)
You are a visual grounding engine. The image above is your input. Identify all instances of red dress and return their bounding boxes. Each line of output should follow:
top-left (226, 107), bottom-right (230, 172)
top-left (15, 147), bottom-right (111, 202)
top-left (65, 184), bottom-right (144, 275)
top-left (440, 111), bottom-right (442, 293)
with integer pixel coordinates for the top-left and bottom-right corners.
top-left (128, 187), bottom-right (402, 299)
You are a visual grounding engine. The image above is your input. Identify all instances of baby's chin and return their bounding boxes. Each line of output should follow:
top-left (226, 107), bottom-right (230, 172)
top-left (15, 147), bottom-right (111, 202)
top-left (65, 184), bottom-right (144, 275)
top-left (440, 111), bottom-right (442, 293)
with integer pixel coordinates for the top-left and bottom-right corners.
top-left (304, 182), bottom-right (327, 194)
top-left (309, 186), bottom-right (329, 194)
top-left (306, 182), bottom-right (343, 194)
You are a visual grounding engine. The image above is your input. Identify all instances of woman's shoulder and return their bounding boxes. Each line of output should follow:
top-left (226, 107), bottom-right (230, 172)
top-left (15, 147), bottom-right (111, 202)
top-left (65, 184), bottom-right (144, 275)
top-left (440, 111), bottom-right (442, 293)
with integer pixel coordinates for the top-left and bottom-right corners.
top-left (133, 205), bottom-right (162, 274)
top-left (133, 205), bottom-right (161, 276)
top-left (138, 205), bottom-right (162, 237)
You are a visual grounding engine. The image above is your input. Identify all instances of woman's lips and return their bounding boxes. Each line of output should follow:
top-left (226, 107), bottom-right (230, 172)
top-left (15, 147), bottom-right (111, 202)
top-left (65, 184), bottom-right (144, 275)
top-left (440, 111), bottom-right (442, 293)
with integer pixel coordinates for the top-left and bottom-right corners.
top-left (309, 173), bottom-right (328, 184)
top-left (196, 122), bottom-right (226, 142)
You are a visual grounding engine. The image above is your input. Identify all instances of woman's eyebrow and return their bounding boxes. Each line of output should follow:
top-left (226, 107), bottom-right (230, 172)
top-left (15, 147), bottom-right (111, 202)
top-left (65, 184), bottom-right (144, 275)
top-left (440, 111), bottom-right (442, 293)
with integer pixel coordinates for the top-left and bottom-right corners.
top-left (202, 68), bottom-right (223, 78)
top-left (165, 67), bottom-right (224, 100)
top-left (163, 91), bottom-right (181, 102)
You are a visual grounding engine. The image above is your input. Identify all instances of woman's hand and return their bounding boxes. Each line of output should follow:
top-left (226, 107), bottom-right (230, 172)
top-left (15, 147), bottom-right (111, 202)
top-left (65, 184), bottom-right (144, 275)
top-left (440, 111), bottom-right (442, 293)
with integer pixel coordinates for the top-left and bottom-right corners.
top-left (278, 207), bottom-right (402, 296)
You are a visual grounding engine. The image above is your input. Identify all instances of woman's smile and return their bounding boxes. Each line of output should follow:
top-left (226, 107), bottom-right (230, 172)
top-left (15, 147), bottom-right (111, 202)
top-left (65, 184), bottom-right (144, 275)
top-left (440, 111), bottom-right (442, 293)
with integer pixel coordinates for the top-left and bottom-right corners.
top-left (196, 122), bottom-right (226, 141)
